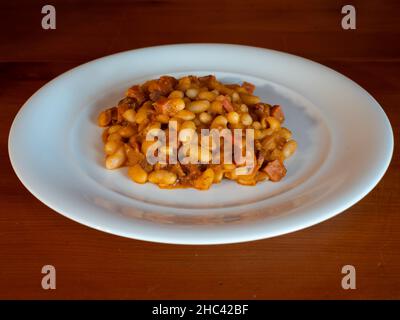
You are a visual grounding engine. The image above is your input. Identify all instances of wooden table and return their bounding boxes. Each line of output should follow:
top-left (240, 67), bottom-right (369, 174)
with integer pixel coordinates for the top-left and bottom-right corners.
top-left (0, 0), bottom-right (399, 299)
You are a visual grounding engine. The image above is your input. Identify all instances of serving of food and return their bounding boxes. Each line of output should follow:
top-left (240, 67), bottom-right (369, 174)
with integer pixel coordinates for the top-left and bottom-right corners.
top-left (97, 75), bottom-right (297, 190)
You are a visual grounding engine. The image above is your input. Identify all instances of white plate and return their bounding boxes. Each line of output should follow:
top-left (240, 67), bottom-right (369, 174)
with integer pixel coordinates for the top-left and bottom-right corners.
top-left (8, 44), bottom-right (393, 244)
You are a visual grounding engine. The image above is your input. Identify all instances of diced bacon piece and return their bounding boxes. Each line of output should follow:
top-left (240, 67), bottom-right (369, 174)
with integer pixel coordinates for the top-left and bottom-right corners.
top-left (153, 97), bottom-right (170, 114)
top-left (149, 90), bottom-right (162, 101)
top-left (254, 103), bottom-right (266, 118)
top-left (199, 75), bottom-right (219, 90)
top-left (126, 85), bottom-right (145, 104)
top-left (242, 81), bottom-right (255, 94)
top-left (143, 76), bottom-right (177, 101)
top-left (225, 84), bottom-right (241, 90)
top-left (158, 76), bottom-right (177, 92)
top-left (146, 76), bottom-right (176, 94)
top-left (107, 106), bottom-right (118, 124)
top-left (254, 103), bottom-right (264, 112)
top-left (271, 105), bottom-right (285, 122)
top-left (222, 97), bottom-right (234, 112)
top-left (263, 159), bottom-right (287, 182)
top-left (257, 153), bottom-right (265, 168)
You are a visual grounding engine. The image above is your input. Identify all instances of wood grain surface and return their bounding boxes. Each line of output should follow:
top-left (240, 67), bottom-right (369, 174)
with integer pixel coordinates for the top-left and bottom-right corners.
top-left (0, 0), bottom-right (399, 299)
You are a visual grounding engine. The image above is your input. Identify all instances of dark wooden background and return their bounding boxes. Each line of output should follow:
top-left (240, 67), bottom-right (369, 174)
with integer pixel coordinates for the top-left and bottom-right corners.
top-left (0, 0), bottom-right (399, 299)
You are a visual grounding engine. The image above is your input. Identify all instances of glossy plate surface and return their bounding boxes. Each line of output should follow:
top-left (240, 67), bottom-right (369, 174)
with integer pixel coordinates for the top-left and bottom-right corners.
top-left (8, 44), bottom-right (393, 244)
